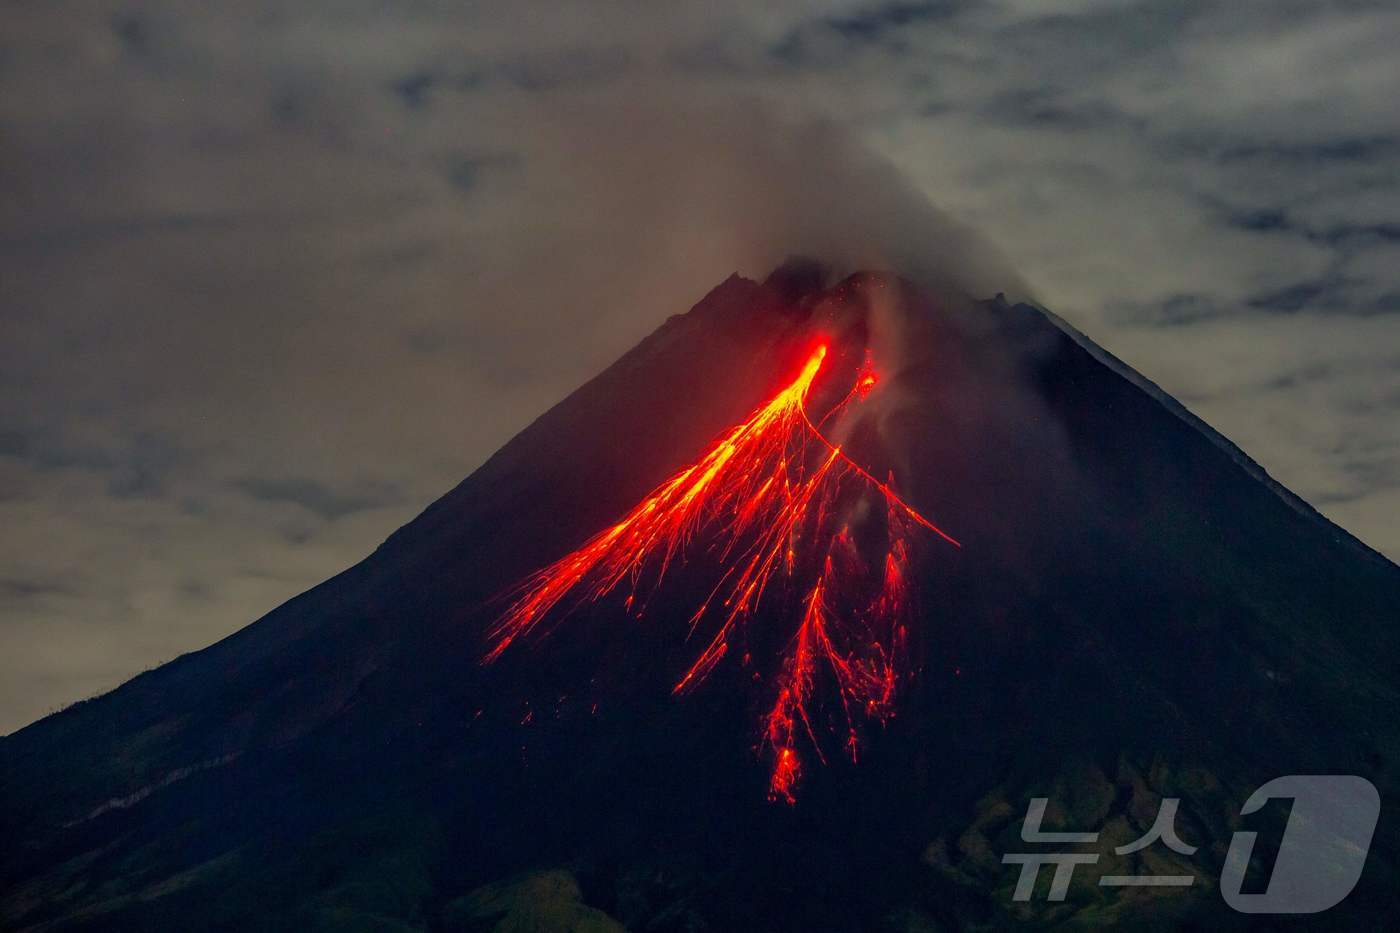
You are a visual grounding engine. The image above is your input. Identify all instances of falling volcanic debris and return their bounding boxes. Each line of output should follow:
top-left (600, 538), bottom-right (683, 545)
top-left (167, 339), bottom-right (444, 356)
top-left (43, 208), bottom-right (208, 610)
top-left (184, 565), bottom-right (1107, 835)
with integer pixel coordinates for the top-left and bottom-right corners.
top-left (484, 336), bottom-right (959, 802)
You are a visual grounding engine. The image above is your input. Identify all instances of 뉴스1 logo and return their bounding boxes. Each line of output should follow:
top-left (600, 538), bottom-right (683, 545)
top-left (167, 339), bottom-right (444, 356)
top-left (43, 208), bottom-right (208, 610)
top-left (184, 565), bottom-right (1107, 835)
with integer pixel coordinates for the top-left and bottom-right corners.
top-left (1001, 775), bottom-right (1380, 914)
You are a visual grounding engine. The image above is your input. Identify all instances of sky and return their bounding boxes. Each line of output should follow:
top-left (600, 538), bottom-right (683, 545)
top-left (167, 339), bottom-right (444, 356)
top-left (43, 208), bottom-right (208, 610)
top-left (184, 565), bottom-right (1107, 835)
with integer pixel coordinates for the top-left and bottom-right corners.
top-left (2, 0), bottom-right (1398, 734)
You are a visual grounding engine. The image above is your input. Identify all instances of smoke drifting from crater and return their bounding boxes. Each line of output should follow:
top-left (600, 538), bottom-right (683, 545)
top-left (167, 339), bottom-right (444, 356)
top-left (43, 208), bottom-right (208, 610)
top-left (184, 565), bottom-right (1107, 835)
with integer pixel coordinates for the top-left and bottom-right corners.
top-left (513, 94), bottom-right (1029, 326)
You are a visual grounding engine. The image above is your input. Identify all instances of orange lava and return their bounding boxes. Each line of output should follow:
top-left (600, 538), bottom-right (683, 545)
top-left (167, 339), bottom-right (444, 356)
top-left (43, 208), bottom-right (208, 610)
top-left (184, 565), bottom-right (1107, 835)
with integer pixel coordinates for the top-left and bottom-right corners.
top-left (485, 341), bottom-right (958, 801)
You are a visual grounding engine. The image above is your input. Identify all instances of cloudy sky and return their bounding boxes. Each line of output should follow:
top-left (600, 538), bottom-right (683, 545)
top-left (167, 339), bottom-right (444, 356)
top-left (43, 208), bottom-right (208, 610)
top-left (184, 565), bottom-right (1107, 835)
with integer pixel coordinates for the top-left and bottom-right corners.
top-left (3, 0), bottom-right (1398, 734)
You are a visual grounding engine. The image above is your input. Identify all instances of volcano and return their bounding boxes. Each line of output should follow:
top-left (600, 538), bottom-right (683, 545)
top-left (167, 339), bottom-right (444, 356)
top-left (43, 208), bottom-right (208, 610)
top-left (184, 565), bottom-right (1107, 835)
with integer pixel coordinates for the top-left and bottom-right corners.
top-left (2, 261), bottom-right (1398, 932)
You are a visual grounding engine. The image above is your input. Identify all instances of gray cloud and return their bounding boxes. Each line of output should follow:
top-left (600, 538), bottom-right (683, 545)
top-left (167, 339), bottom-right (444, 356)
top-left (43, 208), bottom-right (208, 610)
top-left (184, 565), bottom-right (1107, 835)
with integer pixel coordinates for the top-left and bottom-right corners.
top-left (230, 476), bottom-right (401, 522)
top-left (1, 0), bottom-right (1397, 733)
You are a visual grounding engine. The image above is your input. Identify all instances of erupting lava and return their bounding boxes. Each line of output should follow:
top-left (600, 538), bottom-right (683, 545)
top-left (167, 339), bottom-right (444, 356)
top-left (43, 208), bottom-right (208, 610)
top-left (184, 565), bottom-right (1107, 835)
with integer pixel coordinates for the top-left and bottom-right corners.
top-left (485, 341), bottom-right (958, 802)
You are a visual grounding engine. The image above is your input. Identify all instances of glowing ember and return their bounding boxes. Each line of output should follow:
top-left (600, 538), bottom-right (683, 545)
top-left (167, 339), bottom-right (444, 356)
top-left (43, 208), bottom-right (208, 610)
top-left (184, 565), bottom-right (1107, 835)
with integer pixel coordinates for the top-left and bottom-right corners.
top-left (485, 341), bottom-right (958, 801)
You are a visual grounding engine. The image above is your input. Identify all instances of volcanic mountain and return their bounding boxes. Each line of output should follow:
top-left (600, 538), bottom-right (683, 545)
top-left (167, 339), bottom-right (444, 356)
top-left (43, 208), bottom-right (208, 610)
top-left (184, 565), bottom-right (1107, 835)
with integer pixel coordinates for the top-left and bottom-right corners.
top-left (2, 261), bottom-right (1398, 932)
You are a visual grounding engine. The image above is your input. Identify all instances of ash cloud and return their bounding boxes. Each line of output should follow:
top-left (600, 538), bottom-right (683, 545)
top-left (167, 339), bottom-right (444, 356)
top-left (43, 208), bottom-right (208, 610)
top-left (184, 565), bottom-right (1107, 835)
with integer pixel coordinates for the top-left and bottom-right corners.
top-left (514, 93), bottom-right (1028, 305)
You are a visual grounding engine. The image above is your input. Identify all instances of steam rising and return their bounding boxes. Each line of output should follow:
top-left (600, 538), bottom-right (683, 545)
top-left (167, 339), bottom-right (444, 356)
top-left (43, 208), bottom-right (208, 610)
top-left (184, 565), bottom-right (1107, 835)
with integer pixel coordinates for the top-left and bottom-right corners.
top-left (492, 93), bottom-right (1029, 379)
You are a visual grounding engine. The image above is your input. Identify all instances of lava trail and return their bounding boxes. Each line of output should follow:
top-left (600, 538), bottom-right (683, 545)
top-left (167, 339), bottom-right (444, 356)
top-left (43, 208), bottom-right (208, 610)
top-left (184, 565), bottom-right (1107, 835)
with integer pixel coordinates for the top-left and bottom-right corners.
top-left (485, 341), bottom-right (958, 800)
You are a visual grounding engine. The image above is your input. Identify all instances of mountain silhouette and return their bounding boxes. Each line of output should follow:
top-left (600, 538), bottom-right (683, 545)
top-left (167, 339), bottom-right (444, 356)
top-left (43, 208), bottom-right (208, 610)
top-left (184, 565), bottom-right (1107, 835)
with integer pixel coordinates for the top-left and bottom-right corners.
top-left (2, 261), bottom-right (1397, 931)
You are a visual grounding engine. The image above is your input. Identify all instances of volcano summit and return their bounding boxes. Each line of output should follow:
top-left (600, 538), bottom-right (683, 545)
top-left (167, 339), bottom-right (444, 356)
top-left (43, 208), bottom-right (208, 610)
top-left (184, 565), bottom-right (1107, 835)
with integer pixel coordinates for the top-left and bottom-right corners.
top-left (2, 262), bottom-right (1397, 931)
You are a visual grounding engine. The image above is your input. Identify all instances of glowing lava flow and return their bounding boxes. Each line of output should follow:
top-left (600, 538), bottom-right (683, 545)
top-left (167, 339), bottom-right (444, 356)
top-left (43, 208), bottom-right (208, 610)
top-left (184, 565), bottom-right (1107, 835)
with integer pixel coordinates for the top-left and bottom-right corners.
top-left (485, 342), bottom-right (958, 801)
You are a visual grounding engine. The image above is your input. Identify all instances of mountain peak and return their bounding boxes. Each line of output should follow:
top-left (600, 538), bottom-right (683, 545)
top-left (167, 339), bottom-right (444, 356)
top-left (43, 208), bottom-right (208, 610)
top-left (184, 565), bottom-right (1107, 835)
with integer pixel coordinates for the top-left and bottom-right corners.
top-left (760, 254), bottom-right (830, 303)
